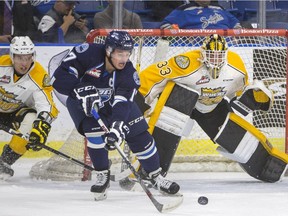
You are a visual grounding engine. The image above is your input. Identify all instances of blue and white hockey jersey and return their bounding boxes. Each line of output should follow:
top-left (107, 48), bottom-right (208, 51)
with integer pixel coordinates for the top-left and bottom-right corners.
top-left (52, 43), bottom-right (146, 135)
top-left (160, 2), bottom-right (241, 29)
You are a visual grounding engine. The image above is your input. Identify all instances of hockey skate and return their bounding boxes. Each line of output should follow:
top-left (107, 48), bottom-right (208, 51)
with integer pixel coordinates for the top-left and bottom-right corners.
top-left (0, 158), bottom-right (14, 180)
top-left (90, 170), bottom-right (110, 201)
top-left (119, 165), bottom-right (154, 191)
top-left (0, 145), bottom-right (21, 180)
top-left (149, 169), bottom-right (180, 195)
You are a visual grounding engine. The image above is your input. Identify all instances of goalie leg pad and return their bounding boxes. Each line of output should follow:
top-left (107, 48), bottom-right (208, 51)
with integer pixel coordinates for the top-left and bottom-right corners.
top-left (215, 112), bottom-right (288, 182)
top-left (240, 145), bottom-right (288, 183)
top-left (148, 83), bottom-right (199, 175)
top-left (215, 114), bottom-right (259, 163)
top-left (152, 127), bottom-right (181, 176)
top-left (258, 150), bottom-right (288, 182)
top-left (152, 83), bottom-right (199, 137)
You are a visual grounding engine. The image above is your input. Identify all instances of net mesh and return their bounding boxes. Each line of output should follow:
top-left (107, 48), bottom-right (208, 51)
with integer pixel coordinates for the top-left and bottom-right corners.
top-left (89, 29), bottom-right (287, 159)
top-left (29, 129), bottom-right (90, 181)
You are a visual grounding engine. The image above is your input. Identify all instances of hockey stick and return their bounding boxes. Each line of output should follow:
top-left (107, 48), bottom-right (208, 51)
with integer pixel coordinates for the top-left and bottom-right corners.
top-left (116, 37), bottom-right (144, 183)
top-left (111, 156), bottom-right (139, 182)
top-left (0, 123), bottom-right (96, 172)
top-left (0, 123), bottom-right (139, 182)
top-left (153, 38), bottom-right (170, 63)
top-left (136, 36), bottom-right (144, 72)
top-left (117, 38), bottom-right (170, 184)
top-left (91, 109), bottom-right (183, 213)
top-left (119, 38), bottom-right (171, 184)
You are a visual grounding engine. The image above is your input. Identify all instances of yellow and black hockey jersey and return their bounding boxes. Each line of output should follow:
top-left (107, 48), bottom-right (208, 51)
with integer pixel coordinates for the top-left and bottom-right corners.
top-left (0, 55), bottom-right (58, 118)
top-left (139, 49), bottom-right (248, 113)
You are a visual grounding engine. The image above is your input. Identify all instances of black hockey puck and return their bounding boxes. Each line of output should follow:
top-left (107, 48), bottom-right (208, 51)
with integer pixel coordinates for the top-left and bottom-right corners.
top-left (198, 196), bottom-right (208, 205)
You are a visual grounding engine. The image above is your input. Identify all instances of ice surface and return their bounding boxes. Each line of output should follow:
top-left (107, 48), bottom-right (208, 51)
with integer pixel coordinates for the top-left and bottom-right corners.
top-left (1, 158), bottom-right (288, 216)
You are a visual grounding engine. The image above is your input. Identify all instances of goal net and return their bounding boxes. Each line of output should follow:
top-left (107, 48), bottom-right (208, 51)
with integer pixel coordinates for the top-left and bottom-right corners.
top-left (30, 29), bottom-right (288, 180)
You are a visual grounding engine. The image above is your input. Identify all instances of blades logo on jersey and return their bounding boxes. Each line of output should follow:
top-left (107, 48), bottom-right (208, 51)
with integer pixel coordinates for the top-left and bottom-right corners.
top-left (174, 55), bottom-right (190, 69)
top-left (0, 87), bottom-right (21, 111)
top-left (199, 87), bottom-right (226, 105)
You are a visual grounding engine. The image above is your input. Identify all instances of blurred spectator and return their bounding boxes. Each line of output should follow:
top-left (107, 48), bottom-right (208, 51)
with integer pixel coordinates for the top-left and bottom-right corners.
top-left (93, 0), bottom-right (143, 29)
top-left (38, 0), bottom-right (89, 43)
top-left (12, 1), bottom-right (40, 41)
top-left (30, 0), bottom-right (56, 29)
top-left (160, 0), bottom-right (242, 29)
top-left (0, 0), bottom-right (13, 35)
top-left (0, 35), bottom-right (12, 43)
top-left (146, 1), bottom-right (185, 22)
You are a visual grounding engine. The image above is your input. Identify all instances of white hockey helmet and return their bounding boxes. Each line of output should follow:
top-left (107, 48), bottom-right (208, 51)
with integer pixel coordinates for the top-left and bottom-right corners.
top-left (10, 36), bottom-right (36, 62)
top-left (200, 34), bottom-right (228, 79)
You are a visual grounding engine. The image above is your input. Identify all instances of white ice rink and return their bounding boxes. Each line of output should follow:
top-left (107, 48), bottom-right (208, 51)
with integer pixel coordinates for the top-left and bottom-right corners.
top-left (1, 158), bottom-right (288, 216)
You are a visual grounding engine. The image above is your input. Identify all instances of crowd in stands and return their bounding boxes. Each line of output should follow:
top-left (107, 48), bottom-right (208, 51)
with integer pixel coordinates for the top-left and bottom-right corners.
top-left (0, 0), bottom-right (287, 44)
top-left (94, 0), bottom-right (143, 29)
top-left (38, 0), bottom-right (89, 43)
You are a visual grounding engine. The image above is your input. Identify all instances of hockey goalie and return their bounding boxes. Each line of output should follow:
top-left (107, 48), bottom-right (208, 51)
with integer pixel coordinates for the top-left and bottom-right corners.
top-left (134, 33), bottom-right (288, 183)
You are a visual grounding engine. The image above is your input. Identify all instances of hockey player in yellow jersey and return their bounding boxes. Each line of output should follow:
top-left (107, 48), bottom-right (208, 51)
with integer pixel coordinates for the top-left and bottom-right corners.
top-left (0, 36), bottom-right (59, 180)
top-left (138, 34), bottom-right (288, 183)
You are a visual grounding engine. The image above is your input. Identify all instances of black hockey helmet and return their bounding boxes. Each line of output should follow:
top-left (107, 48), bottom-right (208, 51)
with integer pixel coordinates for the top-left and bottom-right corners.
top-left (105, 30), bottom-right (134, 53)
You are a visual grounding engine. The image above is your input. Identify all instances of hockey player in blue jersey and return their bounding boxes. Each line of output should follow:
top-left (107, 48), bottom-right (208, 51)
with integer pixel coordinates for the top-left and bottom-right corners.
top-left (52, 30), bottom-right (180, 200)
top-left (160, 0), bottom-right (241, 29)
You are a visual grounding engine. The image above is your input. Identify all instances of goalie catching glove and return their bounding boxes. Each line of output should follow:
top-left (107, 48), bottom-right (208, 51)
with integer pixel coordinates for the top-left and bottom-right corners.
top-left (104, 121), bottom-right (126, 151)
top-left (73, 83), bottom-right (102, 117)
top-left (26, 112), bottom-right (52, 151)
top-left (231, 79), bottom-right (273, 116)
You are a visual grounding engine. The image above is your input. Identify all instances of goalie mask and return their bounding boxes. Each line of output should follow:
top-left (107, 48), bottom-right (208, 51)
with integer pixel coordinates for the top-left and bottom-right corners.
top-left (200, 34), bottom-right (228, 79)
top-left (10, 36), bottom-right (36, 63)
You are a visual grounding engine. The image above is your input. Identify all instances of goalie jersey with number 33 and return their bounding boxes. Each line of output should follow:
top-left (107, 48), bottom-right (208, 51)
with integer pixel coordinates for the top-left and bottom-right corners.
top-left (139, 34), bottom-right (288, 182)
top-left (141, 48), bottom-right (247, 114)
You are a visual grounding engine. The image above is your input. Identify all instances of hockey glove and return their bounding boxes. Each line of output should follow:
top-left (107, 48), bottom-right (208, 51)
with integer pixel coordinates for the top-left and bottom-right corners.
top-left (104, 121), bottom-right (126, 151)
top-left (231, 80), bottom-right (273, 116)
top-left (27, 119), bottom-right (51, 151)
top-left (73, 83), bottom-right (102, 117)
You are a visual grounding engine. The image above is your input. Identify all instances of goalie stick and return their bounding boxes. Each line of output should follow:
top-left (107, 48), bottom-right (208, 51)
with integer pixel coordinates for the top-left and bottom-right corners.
top-left (91, 108), bottom-right (183, 213)
top-left (153, 38), bottom-right (170, 63)
top-left (135, 36), bottom-right (144, 72)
